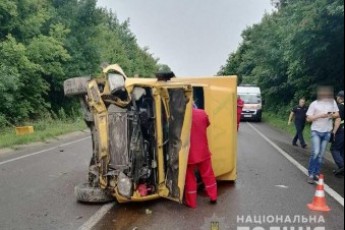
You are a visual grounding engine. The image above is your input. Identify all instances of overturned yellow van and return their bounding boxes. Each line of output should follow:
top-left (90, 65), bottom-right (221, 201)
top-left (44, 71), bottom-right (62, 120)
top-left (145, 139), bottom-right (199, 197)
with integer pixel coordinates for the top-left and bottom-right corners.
top-left (64, 64), bottom-right (237, 204)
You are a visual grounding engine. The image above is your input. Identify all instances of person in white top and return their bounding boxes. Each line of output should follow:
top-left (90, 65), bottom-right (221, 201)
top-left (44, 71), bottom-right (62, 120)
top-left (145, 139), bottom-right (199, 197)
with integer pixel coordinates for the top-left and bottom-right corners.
top-left (306, 87), bottom-right (340, 184)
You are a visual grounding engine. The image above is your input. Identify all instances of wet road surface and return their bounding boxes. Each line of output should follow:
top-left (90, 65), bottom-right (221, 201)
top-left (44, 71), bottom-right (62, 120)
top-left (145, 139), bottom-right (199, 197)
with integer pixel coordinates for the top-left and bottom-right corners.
top-left (0, 133), bottom-right (103, 230)
top-left (0, 123), bottom-right (343, 230)
top-left (94, 123), bottom-right (344, 230)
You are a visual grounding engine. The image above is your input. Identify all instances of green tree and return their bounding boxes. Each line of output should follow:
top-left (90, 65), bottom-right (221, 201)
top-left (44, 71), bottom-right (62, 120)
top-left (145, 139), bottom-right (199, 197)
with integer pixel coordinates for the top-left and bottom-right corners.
top-left (0, 0), bottom-right (161, 125)
top-left (0, 0), bottom-right (18, 39)
top-left (26, 34), bottom-right (71, 111)
top-left (0, 36), bottom-right (47, 122)
top-left (220, 0), bottom-right (344, 117)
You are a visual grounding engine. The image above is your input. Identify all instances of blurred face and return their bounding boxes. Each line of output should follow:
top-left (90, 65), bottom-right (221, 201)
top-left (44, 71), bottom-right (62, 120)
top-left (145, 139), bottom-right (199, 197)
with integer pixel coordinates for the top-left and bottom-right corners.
top-left (317, 87), bottom-right (334, 101)
top-left (337, 96), bottom-right (344, 103)
top-left (299, 99), bottom-right (306, 107)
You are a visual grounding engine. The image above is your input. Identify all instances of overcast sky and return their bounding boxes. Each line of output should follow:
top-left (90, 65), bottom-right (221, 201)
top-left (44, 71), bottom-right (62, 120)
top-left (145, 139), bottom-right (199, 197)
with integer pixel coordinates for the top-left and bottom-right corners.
top-left (97, 0), bottom-right (274, 76)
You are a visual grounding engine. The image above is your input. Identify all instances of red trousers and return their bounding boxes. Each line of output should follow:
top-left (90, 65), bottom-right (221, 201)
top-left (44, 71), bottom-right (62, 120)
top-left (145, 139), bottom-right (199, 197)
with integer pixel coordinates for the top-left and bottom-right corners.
top-left (237, 111), bottom-right (242, 131)
top-left (184, 159), bottom-right (218, 208)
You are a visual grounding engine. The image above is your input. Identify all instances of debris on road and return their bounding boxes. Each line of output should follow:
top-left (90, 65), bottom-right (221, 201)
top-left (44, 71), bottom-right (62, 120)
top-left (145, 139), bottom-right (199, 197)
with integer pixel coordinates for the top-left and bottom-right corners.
top-left (145, 209), bottom-right (153, 215)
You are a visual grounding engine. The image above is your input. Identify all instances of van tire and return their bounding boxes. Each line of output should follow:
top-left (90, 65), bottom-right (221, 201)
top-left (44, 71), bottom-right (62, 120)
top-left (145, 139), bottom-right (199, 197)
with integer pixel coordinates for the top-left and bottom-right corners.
top-left (64, 77), bottom-right (91, 97)
top-left (74, 183), bottom-right (114, 204)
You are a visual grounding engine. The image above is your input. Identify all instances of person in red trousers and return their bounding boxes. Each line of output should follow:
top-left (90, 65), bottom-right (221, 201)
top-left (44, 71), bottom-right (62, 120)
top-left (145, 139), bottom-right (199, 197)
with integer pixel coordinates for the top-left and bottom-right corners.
top-left (237, 96), bottom-right (244, 131)
top-left (184, 108), bottom-right (218, 209)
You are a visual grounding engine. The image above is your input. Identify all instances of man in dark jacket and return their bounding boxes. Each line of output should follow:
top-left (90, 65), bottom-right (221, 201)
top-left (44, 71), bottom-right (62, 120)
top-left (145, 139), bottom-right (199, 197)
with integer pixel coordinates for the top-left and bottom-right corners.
top-left (332, 90), bottom-right (345, 177)
top-left (288, 98), bottom-right (308, 148)
top-left (185, 109), bottom-right (218, 209)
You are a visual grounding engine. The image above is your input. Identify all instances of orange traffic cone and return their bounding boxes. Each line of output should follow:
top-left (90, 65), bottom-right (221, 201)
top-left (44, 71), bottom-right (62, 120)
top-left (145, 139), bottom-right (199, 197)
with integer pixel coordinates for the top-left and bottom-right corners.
top-left (307, 174), bottom-right (331, 212)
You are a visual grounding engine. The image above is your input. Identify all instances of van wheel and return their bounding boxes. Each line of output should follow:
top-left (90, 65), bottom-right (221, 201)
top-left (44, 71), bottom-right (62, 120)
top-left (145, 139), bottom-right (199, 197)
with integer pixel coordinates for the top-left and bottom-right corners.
top-left (74, 183), bottom-right (114, 204)
top-left (64, 77), bottom-right (91, 97)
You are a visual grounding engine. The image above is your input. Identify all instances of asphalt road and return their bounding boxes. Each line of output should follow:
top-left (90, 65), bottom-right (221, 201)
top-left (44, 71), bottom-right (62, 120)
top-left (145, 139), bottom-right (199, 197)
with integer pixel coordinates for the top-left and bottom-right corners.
top-left (0, 123), bottom-right (344, 230)
top-left (0, 133), bottom-right (102, 230)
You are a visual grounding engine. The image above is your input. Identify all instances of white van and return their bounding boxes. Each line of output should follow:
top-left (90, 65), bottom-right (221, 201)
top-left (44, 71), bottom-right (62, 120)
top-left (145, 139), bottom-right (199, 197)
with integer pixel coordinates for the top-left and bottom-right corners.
top-left (238, 86), bottom-right (263, 122)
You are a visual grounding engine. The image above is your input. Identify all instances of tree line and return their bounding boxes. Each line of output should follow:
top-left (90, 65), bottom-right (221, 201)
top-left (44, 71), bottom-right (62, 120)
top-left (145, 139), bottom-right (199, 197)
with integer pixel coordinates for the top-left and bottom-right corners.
top-left (0, 0), bottom-right (160, 127)
top-left (219, 0), bottom-right (344, 116)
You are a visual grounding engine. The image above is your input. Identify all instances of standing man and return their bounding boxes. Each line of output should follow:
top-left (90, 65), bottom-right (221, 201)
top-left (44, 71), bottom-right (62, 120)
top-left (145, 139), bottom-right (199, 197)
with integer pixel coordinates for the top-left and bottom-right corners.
top-left (306, 87), bottom-right (340, 184)
top-left (288, 98), bottom-right (308, 148)
top-left (331, 90), bottom-right (344, 177)
top-left (237, 96), bottom-right (244, 131)
top-left (185, 108), bottom-right (218, 209)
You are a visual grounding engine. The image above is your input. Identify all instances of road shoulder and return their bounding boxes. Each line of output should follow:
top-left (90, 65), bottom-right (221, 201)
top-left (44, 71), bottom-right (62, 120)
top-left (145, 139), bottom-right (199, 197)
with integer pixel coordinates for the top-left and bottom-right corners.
top-left (247, 122), bottom-right (344, 198)
top-left (0, 129), bottom-right (90, 157)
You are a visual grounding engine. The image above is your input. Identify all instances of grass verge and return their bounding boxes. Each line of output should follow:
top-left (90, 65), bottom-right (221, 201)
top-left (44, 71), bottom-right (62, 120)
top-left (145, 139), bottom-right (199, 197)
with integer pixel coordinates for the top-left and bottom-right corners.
top-left (263, 112), bottom-right (312, 145)
top-left (0, 119), bottom-right (87, 149)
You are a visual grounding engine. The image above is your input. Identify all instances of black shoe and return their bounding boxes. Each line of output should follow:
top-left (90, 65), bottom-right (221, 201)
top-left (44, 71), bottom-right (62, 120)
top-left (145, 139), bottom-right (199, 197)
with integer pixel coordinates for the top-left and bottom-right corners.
top-left (293, 143), bottom-right (298, 147)
top-left (210, 200), bottom-right (217, 205)
top-left (302, 144), bottom-right (308, 149)
top-left (334, 168), bottom-right (344, 177)
top-left (314, 175), bottom-right (320, 182)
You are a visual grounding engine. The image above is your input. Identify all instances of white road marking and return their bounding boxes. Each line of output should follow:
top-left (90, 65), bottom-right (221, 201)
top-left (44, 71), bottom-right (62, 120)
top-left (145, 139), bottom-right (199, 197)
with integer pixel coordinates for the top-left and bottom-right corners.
top-left (248, 122), bottom-right (345, 207)
top-left (0, 136), bottom-right (90, 166)
top-left (78, 203), bottom-right (115, 230)
top-left (275, 185), bottom-right (289, 189)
